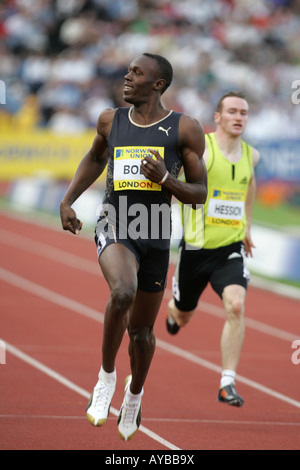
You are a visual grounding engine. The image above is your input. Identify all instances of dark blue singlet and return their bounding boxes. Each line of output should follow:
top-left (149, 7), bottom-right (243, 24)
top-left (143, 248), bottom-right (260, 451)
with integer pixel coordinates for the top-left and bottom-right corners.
top-left (95, 107), bottom-right (183, 291)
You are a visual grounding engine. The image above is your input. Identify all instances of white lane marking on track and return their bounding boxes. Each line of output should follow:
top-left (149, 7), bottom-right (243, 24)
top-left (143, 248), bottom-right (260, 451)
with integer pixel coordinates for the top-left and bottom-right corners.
top-left (2, 209), bottom-right (300, 301)
top-left (3, 340), bottom-right (181, 451)
top-left (0, 228), bottom-right (299, 342)
top-left (0, 228), bottom-right (100, 275)
top-left (1, 414), bottom-right (300, 427)
top-left (1, 266), bottom-right (300, 410)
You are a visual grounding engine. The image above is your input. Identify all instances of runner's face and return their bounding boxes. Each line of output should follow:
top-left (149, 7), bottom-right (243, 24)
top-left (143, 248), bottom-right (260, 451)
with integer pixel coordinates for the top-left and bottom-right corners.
top-left (123, 56), bottom-right (159, 104)
top-left (215, 97), bottom-right (249, 136)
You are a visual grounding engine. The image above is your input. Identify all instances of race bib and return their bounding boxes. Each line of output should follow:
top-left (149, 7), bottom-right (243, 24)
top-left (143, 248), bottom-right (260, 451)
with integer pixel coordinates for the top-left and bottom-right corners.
top-left (113, 146), bottom-right (164, 191)
top-left (206, 188), bottom-right (246, 228)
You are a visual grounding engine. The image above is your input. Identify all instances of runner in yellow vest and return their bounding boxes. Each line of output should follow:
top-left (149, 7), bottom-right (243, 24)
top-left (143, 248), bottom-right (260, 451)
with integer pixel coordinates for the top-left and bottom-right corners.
top-left (167, 91), bottom-right (260, 407)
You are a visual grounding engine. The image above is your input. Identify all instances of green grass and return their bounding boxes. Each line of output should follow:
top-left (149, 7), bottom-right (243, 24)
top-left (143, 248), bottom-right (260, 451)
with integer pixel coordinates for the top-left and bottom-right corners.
top-left (252, 200), bottom-right (300, 289)
top-left (253, 200), bottom-right (300, 233)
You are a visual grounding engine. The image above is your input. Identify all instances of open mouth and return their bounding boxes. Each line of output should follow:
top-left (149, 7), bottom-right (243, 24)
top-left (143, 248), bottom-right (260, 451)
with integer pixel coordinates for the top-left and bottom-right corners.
top-left (123, 84), bottom-right (133, 93)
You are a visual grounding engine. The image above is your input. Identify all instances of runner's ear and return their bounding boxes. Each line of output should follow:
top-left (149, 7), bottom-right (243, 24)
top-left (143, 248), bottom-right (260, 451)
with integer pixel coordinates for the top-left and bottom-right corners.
top-left (214, 111), bottom-right (221, 124)
top-left (154, 79), bottom-right (166, 93)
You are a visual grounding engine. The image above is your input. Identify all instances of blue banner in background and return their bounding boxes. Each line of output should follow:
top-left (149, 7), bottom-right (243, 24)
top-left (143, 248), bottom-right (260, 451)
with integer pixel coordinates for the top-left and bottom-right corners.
top-left (246, 225), bottom-right (300, 283)
top-left (253, 140), bottom-right (300, 182)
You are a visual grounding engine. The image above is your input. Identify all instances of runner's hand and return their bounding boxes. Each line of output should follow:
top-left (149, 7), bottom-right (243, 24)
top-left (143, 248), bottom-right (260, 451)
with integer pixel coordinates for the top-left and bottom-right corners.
top-left (141, 149), bottom-right (167, 183)
top-left (243, 229), bottom-right (255, 257)
top-left (60, 202), bottom-right (82, 235)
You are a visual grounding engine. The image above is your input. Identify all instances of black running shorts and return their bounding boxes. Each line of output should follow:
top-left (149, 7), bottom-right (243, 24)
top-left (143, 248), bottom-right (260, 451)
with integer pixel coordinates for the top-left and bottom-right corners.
top-left (95, 215), bottom-right (170, 293)
top-left (173, 241), bottom-right (249, 311)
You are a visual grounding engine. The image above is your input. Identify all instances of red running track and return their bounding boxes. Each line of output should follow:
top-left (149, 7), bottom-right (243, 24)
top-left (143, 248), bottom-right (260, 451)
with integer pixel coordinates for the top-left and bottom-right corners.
top-left (0, 210), bottom-right (300, 450)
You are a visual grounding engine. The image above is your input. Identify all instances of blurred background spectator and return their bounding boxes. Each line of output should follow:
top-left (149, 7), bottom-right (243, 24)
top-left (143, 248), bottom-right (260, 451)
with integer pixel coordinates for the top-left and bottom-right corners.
top-left (1, 0), bottom-right (299, 284)
top-left (1, 0), bottom-right (299, 139)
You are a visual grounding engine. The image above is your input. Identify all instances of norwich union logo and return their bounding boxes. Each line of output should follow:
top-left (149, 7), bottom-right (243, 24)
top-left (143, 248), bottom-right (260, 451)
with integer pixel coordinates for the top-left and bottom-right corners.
top-left (115, 149), bottom-right (124, 158)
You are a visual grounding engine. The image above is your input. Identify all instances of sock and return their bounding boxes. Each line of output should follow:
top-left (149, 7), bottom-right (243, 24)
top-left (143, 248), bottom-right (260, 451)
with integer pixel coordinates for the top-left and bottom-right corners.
top-left (98, 366), bottom-right (116, 386)
top-left (126, 387), bottom-right (144, 404)
top-left (220, 369), bottom-right (236, 388)
top-left (168, 315), bottom-right (177, 325)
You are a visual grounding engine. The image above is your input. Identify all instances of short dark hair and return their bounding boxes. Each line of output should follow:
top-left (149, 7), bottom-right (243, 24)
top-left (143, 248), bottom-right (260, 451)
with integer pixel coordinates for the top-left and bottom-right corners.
top-left (143, 52), bottom-right (173, 94)
top-left (216, 91), bottom-right (247, 112)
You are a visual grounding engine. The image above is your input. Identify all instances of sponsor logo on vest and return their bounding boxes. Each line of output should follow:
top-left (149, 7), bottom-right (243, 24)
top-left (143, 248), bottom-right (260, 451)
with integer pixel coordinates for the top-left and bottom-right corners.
top-left (239, 177), bottom-right (248, 184)
top-left (115, 148), bottom-right (124, 158)
top-left (158, 126), bottom-right (171, 136)
top-left (113, 146), bottom-right (164, 191)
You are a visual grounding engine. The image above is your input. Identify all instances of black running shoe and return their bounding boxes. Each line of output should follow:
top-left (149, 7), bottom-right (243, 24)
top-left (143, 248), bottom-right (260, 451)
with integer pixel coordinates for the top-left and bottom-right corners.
top-left (166, 316), bottom-right (181, 335)
top-left (218, 384), bottom-right (244, 407)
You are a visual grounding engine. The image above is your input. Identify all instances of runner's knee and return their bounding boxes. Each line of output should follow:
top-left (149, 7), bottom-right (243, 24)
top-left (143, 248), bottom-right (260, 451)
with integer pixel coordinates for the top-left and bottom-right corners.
top-left (110, 283), bottom-right (136, 313)
top-left (129, 326), bottom-right (154, 353)
top-left (223, 286), bottom-right (245, 318)
top-left (224, 295), bottom-right (244, 318)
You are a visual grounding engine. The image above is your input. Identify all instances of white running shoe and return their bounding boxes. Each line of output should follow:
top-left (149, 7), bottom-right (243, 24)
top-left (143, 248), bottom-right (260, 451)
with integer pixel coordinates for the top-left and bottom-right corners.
top-left (86, 379), bottom-right (116, 427)
top-left (118, 375), bottom-right (143, 441)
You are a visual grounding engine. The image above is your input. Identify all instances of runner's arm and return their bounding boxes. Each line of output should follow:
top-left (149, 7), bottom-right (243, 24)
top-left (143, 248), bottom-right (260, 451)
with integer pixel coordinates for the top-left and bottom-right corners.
top-left (164, 115), bottom-right (207, 206)
top-left (244, 148), bottom-right (260, 257)
top-left (141, 115), bottom-right (207, 206)
top-left (60, 108), bottom-right (115, 234)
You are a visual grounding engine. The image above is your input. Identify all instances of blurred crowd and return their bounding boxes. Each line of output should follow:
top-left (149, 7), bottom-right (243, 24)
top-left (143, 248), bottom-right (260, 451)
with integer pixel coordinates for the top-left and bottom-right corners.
top-left (1, 0), bottom-right (300, 140)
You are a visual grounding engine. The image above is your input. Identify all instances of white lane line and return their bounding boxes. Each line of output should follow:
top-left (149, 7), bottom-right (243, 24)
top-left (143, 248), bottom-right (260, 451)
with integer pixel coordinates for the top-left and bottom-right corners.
top-left (2, 211), bottom-right (300, 301)
top-left (3, 341), bottom-right (181, 451)
top-left (0, 267), bottom-right (105, 323)
top-left (1, 414), bottom-right (300, 427)
top-left (156, 339), bottom-right (300, 409)
top-left (190, 299), bottom-right (300, 343)
top-left (0, 228), bottom-right (100, 275)
top-left (1, 228), bottom-right (299, 342)
top-left (1, 266), bottom-right (300, 410)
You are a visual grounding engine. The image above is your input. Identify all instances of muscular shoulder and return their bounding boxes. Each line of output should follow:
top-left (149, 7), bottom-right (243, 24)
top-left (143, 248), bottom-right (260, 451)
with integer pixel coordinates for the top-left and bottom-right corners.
top-left (178, 114), bottom-right (205, 149)
top-left (179, 114), bottom-right (204, 137)
top-left (96, 107), bottom-right (118, 138)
